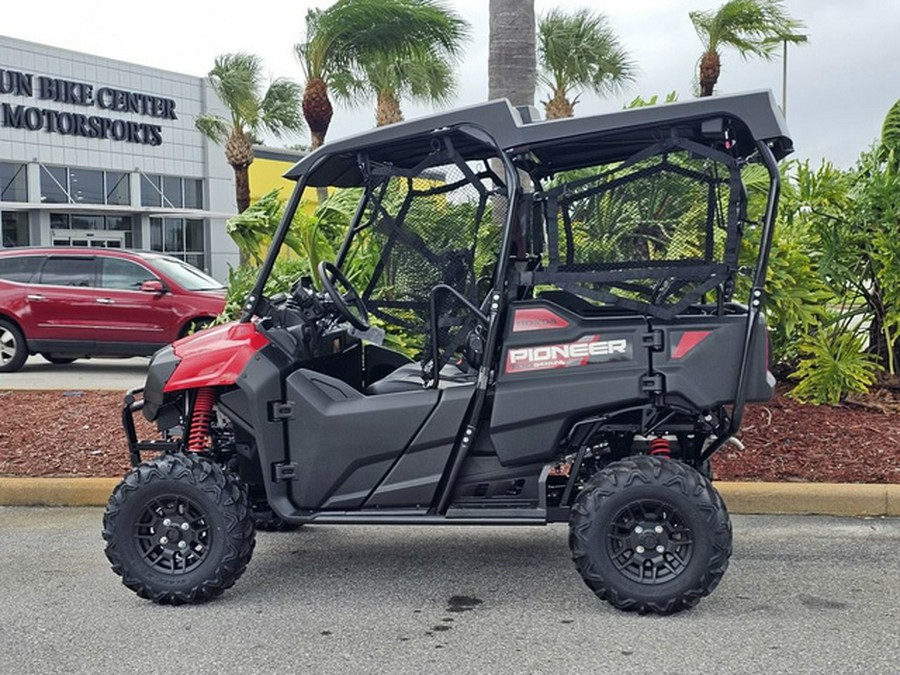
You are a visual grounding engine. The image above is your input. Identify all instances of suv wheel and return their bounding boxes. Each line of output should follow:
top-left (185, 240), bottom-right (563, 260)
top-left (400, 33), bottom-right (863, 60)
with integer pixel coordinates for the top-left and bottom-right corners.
top-left (0, 319), bottom-right (27, 373)
top-left (569, 455), bottom-right (731, 615)
top-left (102, 453), bottom-right (256, 604)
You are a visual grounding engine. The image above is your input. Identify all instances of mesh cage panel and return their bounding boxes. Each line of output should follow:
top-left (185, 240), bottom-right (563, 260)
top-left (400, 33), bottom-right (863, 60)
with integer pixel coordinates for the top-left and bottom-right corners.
top-left (353, 154), bottom-right (505, 371)
top-left (537, 150), bottom-right (738, 317)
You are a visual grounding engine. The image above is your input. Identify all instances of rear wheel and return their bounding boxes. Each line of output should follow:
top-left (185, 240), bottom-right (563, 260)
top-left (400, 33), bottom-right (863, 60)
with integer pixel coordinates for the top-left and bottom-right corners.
top-left (102, 453), bottom-right (255, 604)
top-left (569, 455), bottom-right (731, 615)
top-left (0, 319), bottom-right (27, 373)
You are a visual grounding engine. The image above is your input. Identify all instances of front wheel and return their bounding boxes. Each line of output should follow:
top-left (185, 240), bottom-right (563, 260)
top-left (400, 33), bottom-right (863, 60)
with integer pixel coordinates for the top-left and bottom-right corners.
top-left (569, 455), bottom-right (731, 615)
top-left (102, 453), bottom-right (255, 604)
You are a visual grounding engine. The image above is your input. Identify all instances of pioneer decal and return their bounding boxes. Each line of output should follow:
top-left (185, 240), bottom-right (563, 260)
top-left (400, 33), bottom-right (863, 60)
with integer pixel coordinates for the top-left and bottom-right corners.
top-left (505, 334), bottom-right (632, 373)
top-left (511, 307), bottom-right (570, 332)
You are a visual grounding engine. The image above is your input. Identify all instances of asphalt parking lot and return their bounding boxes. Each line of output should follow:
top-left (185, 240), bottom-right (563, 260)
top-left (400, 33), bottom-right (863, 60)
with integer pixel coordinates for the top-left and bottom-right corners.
top-left (0, 355), bottom-right (149, 391)
top-left (0, 508), bottom-right (897, 674)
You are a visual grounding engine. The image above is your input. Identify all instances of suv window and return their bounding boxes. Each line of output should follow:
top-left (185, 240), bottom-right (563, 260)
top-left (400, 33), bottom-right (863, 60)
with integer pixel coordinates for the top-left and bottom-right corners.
top-left (38, 257), bottom-right (95, 287)
top-left (0, 255), bottom-right (43, 283)
top-left (101, 258), bottom-right (156, 290)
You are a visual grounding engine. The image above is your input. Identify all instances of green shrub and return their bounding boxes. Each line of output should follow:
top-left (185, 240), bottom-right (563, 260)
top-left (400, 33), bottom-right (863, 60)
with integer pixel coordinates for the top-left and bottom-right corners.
top-left (789, 326), bottom-right (880, 404)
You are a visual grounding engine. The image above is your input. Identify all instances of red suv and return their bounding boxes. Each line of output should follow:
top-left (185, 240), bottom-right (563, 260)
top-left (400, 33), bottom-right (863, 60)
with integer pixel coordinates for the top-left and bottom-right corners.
top-left (0, 247), bottom-right (226, 372)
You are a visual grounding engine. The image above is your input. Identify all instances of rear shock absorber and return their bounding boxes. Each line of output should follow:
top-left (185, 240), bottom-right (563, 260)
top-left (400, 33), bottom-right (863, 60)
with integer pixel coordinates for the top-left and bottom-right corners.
top-left (649, 437), bottom-right (672, 458)
top-left (187, 387), bottom-right (217, 452)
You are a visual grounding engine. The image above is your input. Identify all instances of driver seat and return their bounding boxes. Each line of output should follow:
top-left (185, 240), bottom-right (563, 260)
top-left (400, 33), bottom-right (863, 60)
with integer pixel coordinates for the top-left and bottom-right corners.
top-left (365, 361), bottom-right (474, 395)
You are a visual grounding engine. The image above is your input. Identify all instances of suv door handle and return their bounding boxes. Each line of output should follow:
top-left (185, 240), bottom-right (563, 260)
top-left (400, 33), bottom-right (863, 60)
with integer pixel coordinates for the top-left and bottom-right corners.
top-left (27, 294), bottom-right (45, 301)
top-left (96, 298), bottom-right (115, 304)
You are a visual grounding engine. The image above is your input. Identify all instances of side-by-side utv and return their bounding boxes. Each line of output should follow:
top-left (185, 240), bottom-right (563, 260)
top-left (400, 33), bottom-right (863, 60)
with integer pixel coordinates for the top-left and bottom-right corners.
top-left (103, 90), bottom-right (791, 614)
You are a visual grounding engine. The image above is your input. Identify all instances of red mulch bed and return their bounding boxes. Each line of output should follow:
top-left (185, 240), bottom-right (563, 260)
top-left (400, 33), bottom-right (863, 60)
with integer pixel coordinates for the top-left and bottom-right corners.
top-left (0, 388), bottom-right (898, 482)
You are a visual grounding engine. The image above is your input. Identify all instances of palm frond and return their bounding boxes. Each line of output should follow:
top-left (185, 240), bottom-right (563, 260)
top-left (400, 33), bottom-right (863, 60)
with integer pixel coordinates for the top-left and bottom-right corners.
top-left (195, 114), bottom-right (230, 144)
top-left (537, 8), bottom-right (635, 102)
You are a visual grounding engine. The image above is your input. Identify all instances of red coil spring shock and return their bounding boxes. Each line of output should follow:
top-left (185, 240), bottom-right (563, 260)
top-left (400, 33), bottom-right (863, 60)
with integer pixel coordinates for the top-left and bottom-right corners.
top-left (187, 387), bottom-right (216, 452)
top-left (649, 437), bottom-right (672, 458)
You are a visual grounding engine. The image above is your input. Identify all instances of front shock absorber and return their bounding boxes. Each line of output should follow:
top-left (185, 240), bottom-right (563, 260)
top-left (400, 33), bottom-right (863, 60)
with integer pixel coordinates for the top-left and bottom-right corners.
top-left (187, 387), bottom-right (217, 452)
top-left (649, 437), bottom-right (672, 458)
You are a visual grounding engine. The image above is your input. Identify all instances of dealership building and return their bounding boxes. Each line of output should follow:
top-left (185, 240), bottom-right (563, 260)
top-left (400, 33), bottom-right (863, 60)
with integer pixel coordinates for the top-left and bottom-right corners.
top-left (0, 36), bottom-right (297, 281)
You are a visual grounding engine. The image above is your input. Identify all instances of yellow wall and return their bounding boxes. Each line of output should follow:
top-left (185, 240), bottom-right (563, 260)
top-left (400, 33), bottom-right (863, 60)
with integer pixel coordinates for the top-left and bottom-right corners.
top-left (248, 155), bottom-right (328, 217)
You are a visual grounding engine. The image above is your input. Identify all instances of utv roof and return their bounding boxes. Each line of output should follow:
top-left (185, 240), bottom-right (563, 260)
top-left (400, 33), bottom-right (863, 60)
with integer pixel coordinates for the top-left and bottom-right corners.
top-left (286, 90), bottom-right (792, 187)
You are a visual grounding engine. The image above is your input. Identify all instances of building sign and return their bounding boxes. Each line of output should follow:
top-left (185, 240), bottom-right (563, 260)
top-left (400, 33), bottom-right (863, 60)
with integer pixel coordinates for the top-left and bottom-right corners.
top-left (0, 68), bottom-right (177, 146)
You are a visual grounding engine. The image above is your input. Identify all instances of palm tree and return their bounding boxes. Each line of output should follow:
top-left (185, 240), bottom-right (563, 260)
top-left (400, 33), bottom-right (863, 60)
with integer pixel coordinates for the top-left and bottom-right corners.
top-left (488, 0), bottom-right (535, 107)
top-left (296, 0), bottom-right (469, 145)
top-left (690, 0), bottom-right (807, 97)
top-left (363, 47), bottom-right (458, 127)
top-left (537, 8), bottom-right (636, 120)
top-left (196, 53), bottom-right (304, 214)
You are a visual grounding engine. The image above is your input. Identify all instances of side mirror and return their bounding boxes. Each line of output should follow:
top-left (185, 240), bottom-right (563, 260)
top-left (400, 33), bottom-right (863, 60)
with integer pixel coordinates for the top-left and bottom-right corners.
top-left (140, 279), bottom-right (166, 294)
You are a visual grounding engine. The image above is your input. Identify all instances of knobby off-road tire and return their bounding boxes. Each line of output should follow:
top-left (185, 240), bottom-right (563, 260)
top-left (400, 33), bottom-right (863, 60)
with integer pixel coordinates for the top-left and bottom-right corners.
top-left (569, 455), bottom-right (732, 615)
top-left (0, 319), bottom-right (27, 373)
top-left (102, 453), bottom-right (256, 605)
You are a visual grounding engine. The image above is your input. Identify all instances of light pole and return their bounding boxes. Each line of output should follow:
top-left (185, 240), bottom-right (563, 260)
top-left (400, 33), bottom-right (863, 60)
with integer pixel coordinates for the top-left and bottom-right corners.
top-left (782, 38), bottom-right (788, 119)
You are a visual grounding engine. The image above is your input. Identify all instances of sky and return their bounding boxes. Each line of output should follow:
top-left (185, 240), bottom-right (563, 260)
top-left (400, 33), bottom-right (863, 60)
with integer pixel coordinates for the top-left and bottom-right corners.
top-left (1, 0), bottom-right (896, 169)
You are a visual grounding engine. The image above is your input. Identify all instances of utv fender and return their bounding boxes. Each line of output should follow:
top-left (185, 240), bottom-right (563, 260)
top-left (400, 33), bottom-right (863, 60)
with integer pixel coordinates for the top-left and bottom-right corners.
top-left (165, 321), bottom-right (269, 392)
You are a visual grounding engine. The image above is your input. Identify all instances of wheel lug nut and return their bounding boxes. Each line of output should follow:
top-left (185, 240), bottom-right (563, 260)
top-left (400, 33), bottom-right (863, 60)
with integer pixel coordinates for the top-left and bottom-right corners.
top-left (656, 545), bottom-right (665, 553)
top-left (178, 541), bottom-right (187, 549)
top-left (654, 526), bottom-right (663, 534)
top-left (181, 522), bottom-right (190, 531)
top-left (159, 536), bottom-right (168, 545)
top-left (634, 526), bottom-right (643, 534)
top-left (163, 519), bottom-right (171, 527)
top-left (636, 545), bottom-right (645, 554)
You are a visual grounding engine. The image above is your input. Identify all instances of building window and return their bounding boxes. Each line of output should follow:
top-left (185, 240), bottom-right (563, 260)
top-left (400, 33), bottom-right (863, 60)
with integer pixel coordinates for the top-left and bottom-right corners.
top-left (141, 174), bottom-right (203, 209)
top-left (41, 166), bottom-right (133, 206)
top-left (71, 214), bottom-right (104, 230)
top-left (0, 163), bottom-right (27, 202)
top-left (141, 174), bottom-right (161, 207)
top-left (1, 211), bottom-right (29, 247)
top-left (51, 213), bottom-right (134, 247)
top-left (149, 217), bottom-right (206, 269)
top-left (40, 166), bottom-right (69, 203)
top-left (106, 172), bottom-right (130, 206)
top-left (69, 168), bottom-right (104, 204)
top-left (184, 179), bottom-right (203, 209)
top-left (163, 176), bottom-right (183, 208)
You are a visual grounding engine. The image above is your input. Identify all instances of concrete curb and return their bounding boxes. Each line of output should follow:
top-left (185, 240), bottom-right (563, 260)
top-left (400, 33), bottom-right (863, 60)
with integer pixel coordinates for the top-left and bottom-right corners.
top-left (0, 478), bottom-right (898, 516)
top-left (0, 478), bottom-right (119, 507)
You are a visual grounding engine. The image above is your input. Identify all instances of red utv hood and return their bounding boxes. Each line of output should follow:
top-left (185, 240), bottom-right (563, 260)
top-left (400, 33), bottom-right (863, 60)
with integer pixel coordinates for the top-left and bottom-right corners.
top-left (164, 321), bottom-right (269, 392)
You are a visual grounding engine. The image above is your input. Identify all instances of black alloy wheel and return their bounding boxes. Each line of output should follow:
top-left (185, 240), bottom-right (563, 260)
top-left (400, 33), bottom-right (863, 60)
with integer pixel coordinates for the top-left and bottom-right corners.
top-left (569, 455), bottom-right (732, 615)
top-left (102, 453), bottom-right (255, 604)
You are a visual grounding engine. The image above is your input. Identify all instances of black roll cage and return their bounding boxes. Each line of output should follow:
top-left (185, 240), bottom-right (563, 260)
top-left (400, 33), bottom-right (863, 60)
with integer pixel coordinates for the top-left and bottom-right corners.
top-left (242, 93), bottom-right (787, 480)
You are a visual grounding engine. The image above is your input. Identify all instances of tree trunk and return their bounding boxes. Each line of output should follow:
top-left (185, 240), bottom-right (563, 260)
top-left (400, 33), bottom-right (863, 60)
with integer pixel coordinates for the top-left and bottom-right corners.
top-left (230, 163), bottom-right (252, 266)
top-left (232, 163), bottom-right (251, 215)
top-left (488, 0), bottom-right (536, 108)
top-left (303, 77), bottom-right (334, 205)
top-left (376, 90), bottom-right (404, 127)
top-left (699, 50), bottom-right (720, 97)
top-left (543, 89), bottom-right (574, 119)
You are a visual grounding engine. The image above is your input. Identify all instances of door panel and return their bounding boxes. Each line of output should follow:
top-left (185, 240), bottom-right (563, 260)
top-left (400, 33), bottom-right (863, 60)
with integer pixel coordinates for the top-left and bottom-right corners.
top-left (95, 257), bottom-right (174, 343)
top-left (285, 369), bottom-right (439, 510)
top-left (26, 256), bottom-right (98, 343)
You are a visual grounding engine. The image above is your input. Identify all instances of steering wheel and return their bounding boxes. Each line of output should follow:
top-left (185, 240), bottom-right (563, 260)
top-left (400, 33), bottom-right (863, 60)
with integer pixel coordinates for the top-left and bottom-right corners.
top-left (317, 261), bottom-right (370, 331)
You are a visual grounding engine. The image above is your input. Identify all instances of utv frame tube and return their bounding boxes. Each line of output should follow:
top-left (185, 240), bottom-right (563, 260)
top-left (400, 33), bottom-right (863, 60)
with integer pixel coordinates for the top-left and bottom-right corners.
top-left (703, 139), bottom-right (781, 462)
top-left (412, 123), bottom-right (522, 515)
